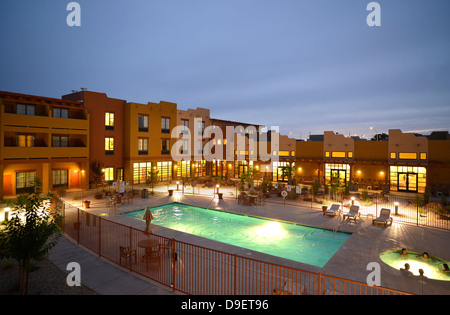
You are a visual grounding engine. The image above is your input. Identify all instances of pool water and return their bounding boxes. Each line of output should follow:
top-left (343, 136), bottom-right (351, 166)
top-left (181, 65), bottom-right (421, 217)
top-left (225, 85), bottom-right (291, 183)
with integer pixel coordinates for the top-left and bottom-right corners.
top-left (380, 250), bottom-right (450, 281)
top-left (122, 202), bottom-right (351, 267)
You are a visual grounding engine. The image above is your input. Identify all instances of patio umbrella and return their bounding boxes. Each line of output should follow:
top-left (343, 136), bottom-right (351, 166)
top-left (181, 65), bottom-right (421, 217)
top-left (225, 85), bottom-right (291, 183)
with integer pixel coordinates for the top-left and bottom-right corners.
top-left (143, 207), bottom-right (153, 234)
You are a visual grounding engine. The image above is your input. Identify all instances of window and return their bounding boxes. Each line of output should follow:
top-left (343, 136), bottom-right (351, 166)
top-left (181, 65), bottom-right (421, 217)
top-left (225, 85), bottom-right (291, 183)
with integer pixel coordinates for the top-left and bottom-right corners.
top-left (105, 137), bottom-right (114, 154)
top-left (138, 138), bottom-right (148, 155)
top-left (105, 112), bottom-right (114, 130)
top-left (16, 171), bottom-right (35, 194)
top-left (278, 151), bottom-right (290, 157)
top-left (161, 139), bottom-right (170, 155)
top-left (52, 169), bottom-right (68, 187)
top-left (331, 151), bottom-right (346, 158)
top-left (198, 120), bottom-right (205, 136)
top-left (399, 153), bottom-right (417, 160)
top-left (53, 107), bottom-right (69, 118)
top-left (52, 136), bottom-right (69, 147)
top-left (181, 119), bottom-right (189, 134)
top-left (347, 152), bottom-right (353, 158)
top-left (104, 167), bottom-right (114, 181)
top-left (420, 152), bottom-right (427, 160)
top-left (161, 117), bottom-right (170, 133)
top-left (138, 115), bottom-right (149, 132)
top-left (390, 152), bottom-right (397, 159)
top-left (325, 151), bottom-right (330, 158)
top-left (17, 104), bottom-right (35, 115)
top-left (181, 139), bottom-right (189, 154)
top-left (16, 135), bottom-right (35, 147)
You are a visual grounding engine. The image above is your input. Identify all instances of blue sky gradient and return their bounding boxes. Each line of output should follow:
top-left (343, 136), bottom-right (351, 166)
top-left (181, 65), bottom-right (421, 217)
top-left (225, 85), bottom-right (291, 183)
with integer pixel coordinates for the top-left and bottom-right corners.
top-left (0, 0), bottom-right (449, 139)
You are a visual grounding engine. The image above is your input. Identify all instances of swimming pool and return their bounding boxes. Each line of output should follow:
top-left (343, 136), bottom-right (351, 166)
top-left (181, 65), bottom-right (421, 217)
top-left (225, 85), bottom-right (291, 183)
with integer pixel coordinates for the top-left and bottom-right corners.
top-left (121, 202), bottom-right (351, 267)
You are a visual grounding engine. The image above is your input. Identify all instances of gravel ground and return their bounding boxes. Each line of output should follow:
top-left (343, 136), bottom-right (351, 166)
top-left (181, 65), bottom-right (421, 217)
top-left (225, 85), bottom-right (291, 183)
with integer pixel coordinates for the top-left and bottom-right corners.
top-left (0, 258), bottom-right (98, 295)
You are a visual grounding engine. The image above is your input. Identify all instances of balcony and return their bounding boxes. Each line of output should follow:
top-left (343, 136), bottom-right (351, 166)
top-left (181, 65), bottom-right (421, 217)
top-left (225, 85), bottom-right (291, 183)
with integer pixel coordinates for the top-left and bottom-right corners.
top-left (1, 146), bottom-right (88, 160)
top-left (1, 112), bottom-right (88, 131)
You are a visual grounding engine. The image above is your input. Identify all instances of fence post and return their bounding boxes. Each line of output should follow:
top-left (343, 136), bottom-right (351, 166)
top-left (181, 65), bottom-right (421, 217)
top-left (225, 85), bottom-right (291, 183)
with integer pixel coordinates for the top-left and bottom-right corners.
top-left (99, 217), bottom-right (102, 258)
top-left (234, 254), bottom-right (237, 295)
top-left (129, 226), bottom-right (133, 272)
top-left (77, 208), bottom-right (80, 244)
top-left (318, 272), bottom-right (321, 295)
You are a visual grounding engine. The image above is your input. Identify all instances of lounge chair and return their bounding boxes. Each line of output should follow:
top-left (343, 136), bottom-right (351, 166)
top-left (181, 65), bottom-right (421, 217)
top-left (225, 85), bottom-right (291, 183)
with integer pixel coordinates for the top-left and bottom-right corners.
top-left (372, 208), bottom-right (393, 226)
top-left (323, 204), bottom-right (341, 217)
top-left (343, 205), bottom-right (360, 222)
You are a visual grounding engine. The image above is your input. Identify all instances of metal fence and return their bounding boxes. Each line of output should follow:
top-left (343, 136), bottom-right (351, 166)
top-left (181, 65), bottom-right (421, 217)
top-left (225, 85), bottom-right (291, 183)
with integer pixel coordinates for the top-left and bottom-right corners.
top-left (54, 197), bottom-right (409, 295)
top-left (292, 191), bottom-right (450, 231)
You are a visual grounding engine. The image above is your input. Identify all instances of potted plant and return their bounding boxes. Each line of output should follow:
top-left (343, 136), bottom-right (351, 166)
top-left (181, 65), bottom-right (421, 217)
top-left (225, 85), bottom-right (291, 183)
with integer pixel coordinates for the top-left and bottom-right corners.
top-left (83, 200), bottom-right (91, 209)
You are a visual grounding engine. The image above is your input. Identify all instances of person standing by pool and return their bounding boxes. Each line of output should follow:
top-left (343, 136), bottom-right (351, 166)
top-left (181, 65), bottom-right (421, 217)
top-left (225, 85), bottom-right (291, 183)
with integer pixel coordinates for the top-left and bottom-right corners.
top-left (143, 207), bottom-right (154, 234)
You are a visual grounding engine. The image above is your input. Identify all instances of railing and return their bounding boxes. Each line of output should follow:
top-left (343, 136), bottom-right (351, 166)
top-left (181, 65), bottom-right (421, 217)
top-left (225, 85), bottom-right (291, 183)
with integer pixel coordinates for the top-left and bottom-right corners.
top-left (54, 197), bottom-right (409, 295)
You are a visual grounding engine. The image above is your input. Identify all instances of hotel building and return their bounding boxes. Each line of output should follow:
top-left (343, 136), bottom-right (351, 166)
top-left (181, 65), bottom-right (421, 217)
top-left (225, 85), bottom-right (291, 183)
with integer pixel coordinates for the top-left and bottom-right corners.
top-left (1, 89), bottom-right (449, 199)
top-left (0, 91), bottom-right (89, 199)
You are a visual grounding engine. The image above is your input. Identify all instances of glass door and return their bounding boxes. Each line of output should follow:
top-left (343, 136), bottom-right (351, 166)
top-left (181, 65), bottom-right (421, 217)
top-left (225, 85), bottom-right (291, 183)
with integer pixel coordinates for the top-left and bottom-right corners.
top-left (397, 172), bottom-right (418, 192)
top-left (331, 169), bottom-right (347, 185)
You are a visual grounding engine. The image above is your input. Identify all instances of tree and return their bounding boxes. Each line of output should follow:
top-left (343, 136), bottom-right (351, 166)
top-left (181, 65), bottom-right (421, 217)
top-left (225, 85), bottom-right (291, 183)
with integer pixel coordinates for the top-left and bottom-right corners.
top-left (146, 168), bottom-right (159, 195)
top-left (280, 165), bottom-right (296, 185)
top-left (0, 178), bottom-right (62, 294)
top-left (90, 160), bottom-right (105, 192)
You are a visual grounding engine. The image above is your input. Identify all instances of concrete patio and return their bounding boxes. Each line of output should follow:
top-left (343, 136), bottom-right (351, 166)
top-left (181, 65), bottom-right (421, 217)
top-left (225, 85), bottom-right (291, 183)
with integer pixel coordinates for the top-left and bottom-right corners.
top-left (53, 184), bottom-right (450, 295)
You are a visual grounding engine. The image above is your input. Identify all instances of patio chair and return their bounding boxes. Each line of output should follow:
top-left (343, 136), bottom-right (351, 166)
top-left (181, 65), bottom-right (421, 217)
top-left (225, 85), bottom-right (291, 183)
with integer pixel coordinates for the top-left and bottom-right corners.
top-left (119, 246), bottom-right (137, 265)
top-left (106, 197), bottom-right (116, 209)
top-left (323, 204), bottom-right (341, 217)
top-left (372, 208), bottom-right (393, 226)
top-left (161, 238), bottom-right (174, 256)
top-left (343, 205), bottom-right (360, 222)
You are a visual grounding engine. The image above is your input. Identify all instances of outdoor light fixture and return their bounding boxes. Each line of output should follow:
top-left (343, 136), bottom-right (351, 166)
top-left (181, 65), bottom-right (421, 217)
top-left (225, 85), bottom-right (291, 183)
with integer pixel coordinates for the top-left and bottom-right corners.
top-left (4, 207), bottom-right (10, 221)
top-left (394, 202), bottom-right (399, 215)
top-left (357, 170), bottom-right (361, 175)
top-left (351, 197), bottom-right (355, 206)
top-left (380, 171), bottom-right (385, 176)
top-left (176, 181), bottom-right (180, 191)
top-left (216, 184), bottom-right (220, 194)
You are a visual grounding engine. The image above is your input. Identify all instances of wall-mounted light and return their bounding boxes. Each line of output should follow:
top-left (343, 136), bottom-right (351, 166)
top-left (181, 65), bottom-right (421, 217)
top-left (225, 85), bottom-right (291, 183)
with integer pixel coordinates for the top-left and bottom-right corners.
top-left (380, 171), bottom-right (385, 176)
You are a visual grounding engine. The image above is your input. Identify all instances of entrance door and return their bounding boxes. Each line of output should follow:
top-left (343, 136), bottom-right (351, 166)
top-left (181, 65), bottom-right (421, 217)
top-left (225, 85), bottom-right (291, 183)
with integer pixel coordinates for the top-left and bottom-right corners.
top-left (238, 165), bottom-right (248, 178)
top-left (3, 175), bottom-right (12, 196)
top-left (398, 172), bottom-right (418, 192)
top-left (331, 169), bottom-right (347, 185)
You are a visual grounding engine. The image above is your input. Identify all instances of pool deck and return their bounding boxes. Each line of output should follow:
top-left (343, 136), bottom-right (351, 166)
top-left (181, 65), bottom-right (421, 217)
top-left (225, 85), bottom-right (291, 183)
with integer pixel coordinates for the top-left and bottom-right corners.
top-left (51, 187), bottom-right (450, 295)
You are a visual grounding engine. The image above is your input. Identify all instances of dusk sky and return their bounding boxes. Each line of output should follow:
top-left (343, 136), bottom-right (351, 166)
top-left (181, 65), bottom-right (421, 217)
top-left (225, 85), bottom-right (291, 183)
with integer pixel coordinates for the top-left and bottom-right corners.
top-left (1, 0), bottom-right (449, 139)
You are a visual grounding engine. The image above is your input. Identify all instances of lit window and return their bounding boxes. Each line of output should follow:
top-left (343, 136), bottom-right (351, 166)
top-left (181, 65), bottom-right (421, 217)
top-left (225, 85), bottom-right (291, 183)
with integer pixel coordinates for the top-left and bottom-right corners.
top-left (138, 138), bottom-right (148, 155)
top-left (420, 152), bottom-right (427, 160)
top-left (331, 151), bottom-right (346, 158)
top-left (105, 137), bottom-right (114, 154)
top-left (325, 151), bottom-right (330, 158)
top-left (105, 112), bottom-right (114, 130)
top-left (399, 153), bottom-right (417, 160)
top-left (390, 152), bottom-right (396, 159)
top-left (104, 167), bottom-right (114, 181)
top-left (16, 135), bottom-right (35, 147)
top-left (52, 169), bottom-right (68, 187)
top-left (347, 151), bottom-right (353, 158)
